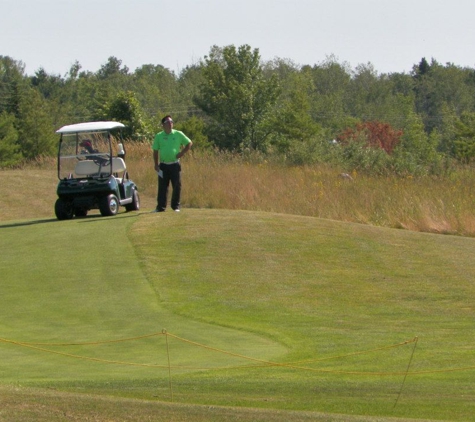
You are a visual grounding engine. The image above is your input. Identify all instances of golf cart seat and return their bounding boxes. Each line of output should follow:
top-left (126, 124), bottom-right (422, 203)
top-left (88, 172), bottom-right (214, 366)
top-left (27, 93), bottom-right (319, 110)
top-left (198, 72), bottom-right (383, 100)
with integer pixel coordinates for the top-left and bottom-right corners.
top-left (75, 157), bottom-right (127, 178)
top-left (103, 157), bottom-right (126, 176)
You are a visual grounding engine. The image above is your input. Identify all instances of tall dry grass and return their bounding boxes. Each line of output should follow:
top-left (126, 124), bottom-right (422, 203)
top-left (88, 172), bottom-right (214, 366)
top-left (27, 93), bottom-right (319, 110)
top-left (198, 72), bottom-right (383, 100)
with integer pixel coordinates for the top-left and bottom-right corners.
top-left (30, 141), bottom-right (475, 236)
top-left (123, 141), bottom-right (475, 236)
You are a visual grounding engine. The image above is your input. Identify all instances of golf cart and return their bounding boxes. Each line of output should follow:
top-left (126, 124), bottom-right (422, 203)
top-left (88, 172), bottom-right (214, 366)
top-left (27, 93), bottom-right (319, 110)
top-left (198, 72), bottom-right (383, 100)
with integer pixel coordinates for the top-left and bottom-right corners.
top-left (54, 121), bottom-right (140, 220)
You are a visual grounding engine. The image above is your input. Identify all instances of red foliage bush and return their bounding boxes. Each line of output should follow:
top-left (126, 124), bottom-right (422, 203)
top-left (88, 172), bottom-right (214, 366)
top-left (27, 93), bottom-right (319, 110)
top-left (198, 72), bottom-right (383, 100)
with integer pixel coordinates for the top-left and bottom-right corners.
top-left (337, 121), bottom-right (403, 154)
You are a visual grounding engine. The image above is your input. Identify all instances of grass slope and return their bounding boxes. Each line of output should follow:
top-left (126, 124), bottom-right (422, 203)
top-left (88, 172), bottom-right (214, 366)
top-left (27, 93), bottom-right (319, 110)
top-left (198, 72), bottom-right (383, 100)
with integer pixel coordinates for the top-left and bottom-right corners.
top-left (1, 207), bottom-right (475, 421)
top-left (0, 214), bottom-right (284, 380)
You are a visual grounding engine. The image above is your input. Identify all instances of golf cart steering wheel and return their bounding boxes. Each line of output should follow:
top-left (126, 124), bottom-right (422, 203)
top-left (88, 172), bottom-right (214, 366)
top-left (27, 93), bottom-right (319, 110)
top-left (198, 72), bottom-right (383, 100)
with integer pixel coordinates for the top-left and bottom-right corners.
top-left (93, 155), bottom-right (110, 167)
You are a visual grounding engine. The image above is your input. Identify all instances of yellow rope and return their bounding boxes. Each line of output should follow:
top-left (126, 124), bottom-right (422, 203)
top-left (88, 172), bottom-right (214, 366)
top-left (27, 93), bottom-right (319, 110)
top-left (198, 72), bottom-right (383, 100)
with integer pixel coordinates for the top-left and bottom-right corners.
top-left (1, 332), bottom-right (475, 376)
top-left (0, 336), bottom-right (224, 370)
top-left (0, 332), bottom-right (165, 346)
top-left (165, 333), bottom-right (418, 376)
top-left (0, 337), bottom-right (168, 368)
top-left (291, 337), bottom-right (418, 364)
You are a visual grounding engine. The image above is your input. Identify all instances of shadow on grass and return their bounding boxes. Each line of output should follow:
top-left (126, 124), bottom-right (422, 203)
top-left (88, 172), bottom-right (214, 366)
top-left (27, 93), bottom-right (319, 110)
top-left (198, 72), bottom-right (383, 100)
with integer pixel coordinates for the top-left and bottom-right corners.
top-left (0, 218), bottom-right (58, 229)
top-left (76, 212), bottom-right (147, 224)
top-left (0, 211), bottom-right (148, 230)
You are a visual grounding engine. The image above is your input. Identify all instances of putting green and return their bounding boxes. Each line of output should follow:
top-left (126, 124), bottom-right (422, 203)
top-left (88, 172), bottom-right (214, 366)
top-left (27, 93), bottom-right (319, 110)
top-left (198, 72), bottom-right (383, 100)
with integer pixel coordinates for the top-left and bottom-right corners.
top-left (0, 212), bottom-right (286, 383)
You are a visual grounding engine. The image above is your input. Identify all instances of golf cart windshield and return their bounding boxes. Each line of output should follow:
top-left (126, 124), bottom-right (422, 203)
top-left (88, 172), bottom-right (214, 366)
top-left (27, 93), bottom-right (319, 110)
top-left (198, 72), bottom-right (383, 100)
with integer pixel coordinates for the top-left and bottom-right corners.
top-left (56, 122), bottom-right (125, 180)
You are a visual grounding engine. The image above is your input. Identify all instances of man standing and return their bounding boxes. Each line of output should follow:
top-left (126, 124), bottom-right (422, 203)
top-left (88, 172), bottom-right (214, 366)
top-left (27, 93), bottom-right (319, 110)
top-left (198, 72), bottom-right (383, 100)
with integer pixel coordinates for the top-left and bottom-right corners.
top-left (152, 115), bottom-right (192, 212)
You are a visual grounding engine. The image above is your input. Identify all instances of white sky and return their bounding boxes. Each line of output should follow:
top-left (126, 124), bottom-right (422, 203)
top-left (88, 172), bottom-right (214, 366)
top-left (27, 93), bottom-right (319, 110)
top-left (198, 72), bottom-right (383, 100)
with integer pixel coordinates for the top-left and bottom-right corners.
top-left (2, 0), bottom-right (475, 76)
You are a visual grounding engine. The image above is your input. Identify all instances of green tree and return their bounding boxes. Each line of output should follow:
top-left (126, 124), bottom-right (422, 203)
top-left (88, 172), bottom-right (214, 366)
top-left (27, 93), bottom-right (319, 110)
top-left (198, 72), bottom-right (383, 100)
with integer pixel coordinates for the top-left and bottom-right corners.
top-left (16, 88), bottom-right (56, 159)
top-left (345, 62), bottom-right (413, 128)
top-left (134, 64), bottom-right (178, 117)
top-left (412, 58), bottom-right (475, 134)
top-left (178, 64), bottom-right (205, 116)
top-left (268, 71), bottom-right (321, 153)
top-left (437, 103), bottom-right (458, 155)
top-left (195, 45), bottom-right (280, 151)
top-left (88, 57), bottom-right (134, 122)
top-left (306, 56), bottom-right (352, 133)
top-left (175, 115), bottom-right (210, 150)
top-left (97, 56), bottom-right (129, 79)
top-left (393, 111), bottom-right (443, 174)
top-left (453, 112), bottom-right (475, 163)
top-left (0, 112), bottom-right (21, 167)
top-left (28, 62), bottom-right (98, 126)
top-left (31, 68), bottom-right (64, 99)
top-left (0, 57), bottom-right (57, 159)
top-left (101, 91), bottom-right (150, 140)
top-left (65, 67), bottom-right (102, 123)
top-left (0, 56), bottom-right (27, 117)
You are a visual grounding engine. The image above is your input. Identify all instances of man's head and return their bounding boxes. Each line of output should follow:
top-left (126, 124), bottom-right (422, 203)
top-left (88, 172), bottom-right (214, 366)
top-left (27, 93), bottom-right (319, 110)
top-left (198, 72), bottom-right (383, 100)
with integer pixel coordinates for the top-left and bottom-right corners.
top-left (80, 139), bottom-right (93, 152)
top-left (161, 115), bottom-right (173, 134)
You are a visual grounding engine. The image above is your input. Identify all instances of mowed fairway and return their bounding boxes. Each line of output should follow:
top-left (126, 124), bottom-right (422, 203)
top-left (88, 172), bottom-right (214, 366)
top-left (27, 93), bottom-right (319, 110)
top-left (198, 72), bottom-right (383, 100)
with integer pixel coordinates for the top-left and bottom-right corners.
top-left (1, 207), bottom-right (475, 421)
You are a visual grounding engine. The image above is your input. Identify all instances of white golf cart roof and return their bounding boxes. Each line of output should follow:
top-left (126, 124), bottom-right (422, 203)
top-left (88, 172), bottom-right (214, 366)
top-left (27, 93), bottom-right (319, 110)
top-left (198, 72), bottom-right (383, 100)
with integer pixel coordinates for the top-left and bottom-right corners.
top-left (56, 121), bottom-right (125, 134)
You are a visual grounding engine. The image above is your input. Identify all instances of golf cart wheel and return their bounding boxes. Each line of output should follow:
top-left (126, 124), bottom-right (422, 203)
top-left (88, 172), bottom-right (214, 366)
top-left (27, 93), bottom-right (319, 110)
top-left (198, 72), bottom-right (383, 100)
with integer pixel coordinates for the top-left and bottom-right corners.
top-left (99, 194), bottom-right (119, 216)
top-left (125, 189), bottom-right (140, 212)
top-left (55, 198), bottom-right (74, 220)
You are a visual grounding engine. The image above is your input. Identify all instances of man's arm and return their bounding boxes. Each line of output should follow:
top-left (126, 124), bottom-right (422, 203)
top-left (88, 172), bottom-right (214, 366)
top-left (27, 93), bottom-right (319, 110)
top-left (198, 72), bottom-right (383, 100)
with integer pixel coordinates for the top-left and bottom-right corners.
top-left (153, 149), bottom-right (160, 172)
top-left (176, 141), bottom-right (193, 159)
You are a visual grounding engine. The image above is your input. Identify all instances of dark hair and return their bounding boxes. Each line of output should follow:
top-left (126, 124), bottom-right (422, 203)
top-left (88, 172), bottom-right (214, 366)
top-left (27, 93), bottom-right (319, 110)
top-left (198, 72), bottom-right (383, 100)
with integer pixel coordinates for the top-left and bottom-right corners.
top-left (161, 115), bottom-right (173, 124)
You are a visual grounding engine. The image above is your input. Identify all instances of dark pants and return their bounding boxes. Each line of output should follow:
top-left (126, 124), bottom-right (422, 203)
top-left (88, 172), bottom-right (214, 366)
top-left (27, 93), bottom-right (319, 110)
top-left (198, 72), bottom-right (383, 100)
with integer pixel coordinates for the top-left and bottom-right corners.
top-left (157, 162), bottom-right (181, 211)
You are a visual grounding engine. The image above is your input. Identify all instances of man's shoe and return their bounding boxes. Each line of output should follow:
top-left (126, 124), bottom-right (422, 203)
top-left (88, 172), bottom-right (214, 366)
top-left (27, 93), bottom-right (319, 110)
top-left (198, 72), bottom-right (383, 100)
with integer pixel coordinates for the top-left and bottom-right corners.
top-left (173, 208), bottom-right (180, 212)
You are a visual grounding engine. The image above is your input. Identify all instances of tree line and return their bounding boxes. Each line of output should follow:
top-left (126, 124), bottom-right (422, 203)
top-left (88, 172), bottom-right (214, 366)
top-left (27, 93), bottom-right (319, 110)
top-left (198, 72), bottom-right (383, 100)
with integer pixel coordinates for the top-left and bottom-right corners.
top-left (1, 45), bottom-right (475, 174)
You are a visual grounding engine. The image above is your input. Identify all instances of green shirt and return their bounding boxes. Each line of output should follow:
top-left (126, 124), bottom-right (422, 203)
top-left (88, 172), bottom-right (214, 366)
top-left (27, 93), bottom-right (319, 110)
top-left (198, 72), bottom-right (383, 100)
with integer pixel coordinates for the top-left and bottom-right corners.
top-left (152, 129), bottom-right (191, 163)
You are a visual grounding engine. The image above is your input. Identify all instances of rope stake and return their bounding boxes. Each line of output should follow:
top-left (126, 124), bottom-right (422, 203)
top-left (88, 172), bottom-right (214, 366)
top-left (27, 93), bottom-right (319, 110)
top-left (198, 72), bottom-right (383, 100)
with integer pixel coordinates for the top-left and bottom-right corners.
top-left (394, 336), bottom-right (418, 410)
top-left (163, 329), bottom-right (174, 402)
